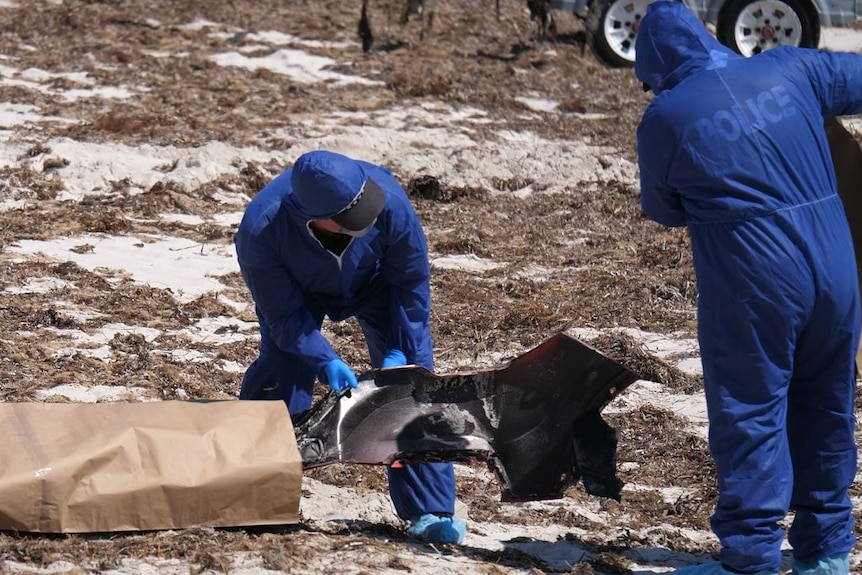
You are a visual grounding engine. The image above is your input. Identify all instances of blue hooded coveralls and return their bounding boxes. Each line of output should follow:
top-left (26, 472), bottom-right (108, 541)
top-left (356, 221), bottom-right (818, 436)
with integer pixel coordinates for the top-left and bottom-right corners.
top-left (635, 2), bottom-right (862, 572)
top-left (234, 150), bottom-right (456, 522)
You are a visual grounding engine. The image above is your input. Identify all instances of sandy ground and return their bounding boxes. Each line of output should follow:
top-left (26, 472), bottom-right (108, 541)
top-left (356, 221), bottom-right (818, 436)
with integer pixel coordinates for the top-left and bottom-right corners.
top-left (0, 1), bottom-right (860, 573)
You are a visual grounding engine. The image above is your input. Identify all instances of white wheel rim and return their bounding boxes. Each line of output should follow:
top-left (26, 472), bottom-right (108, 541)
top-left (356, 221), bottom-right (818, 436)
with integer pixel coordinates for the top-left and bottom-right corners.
top-left (734, 0), bottom-right (803, 56)
top-left (602, 0), bottom-right (652, 63)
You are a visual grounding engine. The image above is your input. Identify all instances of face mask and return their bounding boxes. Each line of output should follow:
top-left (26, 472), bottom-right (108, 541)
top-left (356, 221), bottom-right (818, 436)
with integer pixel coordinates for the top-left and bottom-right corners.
top-left (337, 217), bottom-right (378, 238)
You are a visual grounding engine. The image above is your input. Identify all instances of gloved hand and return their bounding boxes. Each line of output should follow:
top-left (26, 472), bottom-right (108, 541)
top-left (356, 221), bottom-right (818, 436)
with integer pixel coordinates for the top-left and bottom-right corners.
top-left (322, 359), bottom-right (358, 393)
top-left (382, 349), bottom-right (407, 368)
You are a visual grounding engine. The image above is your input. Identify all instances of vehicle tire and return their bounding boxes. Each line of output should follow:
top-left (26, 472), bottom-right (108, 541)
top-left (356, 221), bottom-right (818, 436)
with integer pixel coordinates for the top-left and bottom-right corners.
top-left (716, 0), bottom-right (819, 57)
top-left (585, 0), bottom-right (652, 68)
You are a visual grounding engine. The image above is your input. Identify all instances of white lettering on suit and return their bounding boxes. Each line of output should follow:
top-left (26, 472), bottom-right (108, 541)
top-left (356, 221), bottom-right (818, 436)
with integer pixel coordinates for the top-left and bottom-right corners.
top-left (693, 85), bottom-right (798, 143)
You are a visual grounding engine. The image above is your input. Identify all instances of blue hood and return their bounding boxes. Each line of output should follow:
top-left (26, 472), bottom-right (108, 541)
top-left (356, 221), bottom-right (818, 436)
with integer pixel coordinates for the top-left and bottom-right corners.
top-left (635, 1), bottom-right (739, 95)
top-left (289, 150), bottom-right (369, 220)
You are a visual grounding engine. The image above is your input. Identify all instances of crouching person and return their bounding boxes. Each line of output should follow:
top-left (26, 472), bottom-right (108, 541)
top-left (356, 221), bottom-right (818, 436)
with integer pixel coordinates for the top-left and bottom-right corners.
top-left (235, 149), bottom-right (466, 545)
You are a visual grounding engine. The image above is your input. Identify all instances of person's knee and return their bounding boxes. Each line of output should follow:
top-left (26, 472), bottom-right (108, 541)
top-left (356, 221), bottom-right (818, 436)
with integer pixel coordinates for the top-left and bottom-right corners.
top-left (240, 353), bottom-right (315, 407)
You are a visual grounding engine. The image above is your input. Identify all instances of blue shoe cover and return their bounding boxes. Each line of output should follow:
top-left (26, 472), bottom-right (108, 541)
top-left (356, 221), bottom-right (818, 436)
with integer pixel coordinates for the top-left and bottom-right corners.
top-left (672, 562), bottom-right (777, 575)
top-left (407, 513), bottom-right (466, 545)
top-left (791, 554), bottom-right (850, 575)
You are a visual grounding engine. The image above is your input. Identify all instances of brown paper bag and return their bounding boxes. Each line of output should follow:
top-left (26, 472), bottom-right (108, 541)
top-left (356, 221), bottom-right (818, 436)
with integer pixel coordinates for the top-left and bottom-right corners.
top-left (825, 117), bottom-right (862, 372)
top-left (0, 400), bottom-right (301, 533)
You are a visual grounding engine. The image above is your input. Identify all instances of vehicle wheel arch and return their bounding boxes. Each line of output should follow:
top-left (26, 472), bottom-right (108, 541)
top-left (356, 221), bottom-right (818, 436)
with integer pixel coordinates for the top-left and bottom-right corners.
top-left (805, 0), bottom-right (834, 27)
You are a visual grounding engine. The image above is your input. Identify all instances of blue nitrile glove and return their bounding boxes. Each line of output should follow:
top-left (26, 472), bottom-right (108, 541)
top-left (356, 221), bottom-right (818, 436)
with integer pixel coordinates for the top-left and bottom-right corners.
top-left (322, 359), bottom-right (358, 393)
top-left (382, 349), bottom-right (407, 368)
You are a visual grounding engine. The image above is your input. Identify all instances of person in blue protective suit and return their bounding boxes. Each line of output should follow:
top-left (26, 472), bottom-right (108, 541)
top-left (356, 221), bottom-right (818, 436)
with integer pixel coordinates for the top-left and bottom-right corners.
top-left (234, 149), bottom-right (466, 545)
top-left (635, 3), bottom-right (862, 575)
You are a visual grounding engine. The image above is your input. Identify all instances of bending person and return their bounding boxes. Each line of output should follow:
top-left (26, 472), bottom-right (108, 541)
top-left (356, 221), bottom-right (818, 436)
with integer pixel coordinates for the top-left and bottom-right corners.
top-left (235, 149), bottom-right (465, 545)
